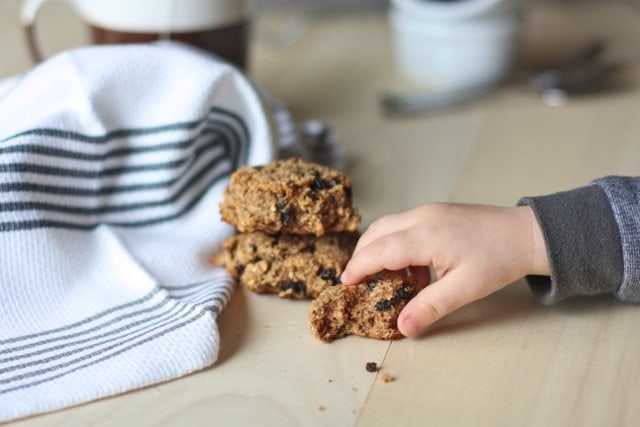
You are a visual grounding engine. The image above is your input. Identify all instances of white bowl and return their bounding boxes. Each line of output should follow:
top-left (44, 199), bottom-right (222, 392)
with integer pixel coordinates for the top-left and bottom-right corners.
top-left (389, 6), bottom-right (523, 90)
top-left (391, 0), bottom-right (522, 21)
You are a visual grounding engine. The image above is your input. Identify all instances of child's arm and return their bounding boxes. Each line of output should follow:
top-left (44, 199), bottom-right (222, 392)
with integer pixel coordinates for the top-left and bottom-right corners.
top-left (341, 179), bottom-right (639, 338)
top-left (340, 204), bottom-right (549, 337)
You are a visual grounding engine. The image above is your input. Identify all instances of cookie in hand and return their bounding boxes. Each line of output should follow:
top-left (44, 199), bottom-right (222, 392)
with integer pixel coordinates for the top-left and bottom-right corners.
top-left (309, 271), bottom-right (423, 341)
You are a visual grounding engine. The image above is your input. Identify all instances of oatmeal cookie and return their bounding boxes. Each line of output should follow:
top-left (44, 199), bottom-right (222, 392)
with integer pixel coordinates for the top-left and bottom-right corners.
top-left (309, 271), bottom-right (422, 341)
top-left (213, 231), bottom-right (358, 299)
top-left (219, 157), bottom-right (361, 236)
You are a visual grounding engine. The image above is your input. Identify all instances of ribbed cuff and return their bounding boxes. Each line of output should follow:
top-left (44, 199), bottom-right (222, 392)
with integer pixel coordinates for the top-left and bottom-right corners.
top-left (518, 185), bottom-right (623, 304)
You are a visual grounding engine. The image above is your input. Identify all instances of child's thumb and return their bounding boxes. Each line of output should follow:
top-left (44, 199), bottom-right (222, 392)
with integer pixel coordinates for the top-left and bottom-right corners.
top-left (398, 270), bottom-right (476, 337)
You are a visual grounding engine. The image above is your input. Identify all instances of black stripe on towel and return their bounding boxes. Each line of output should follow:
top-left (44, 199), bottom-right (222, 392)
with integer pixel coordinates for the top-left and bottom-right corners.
top-left (0, 106), bottom-right (245, 147)
top-left (0, 278), bottom-right (229, 347)
top-left (0, 279), bottom-right (232, 393)
top-left (0, 105), bottom-right (250, 232)
top-left (0, 159), bottom-right (230, 231)
top-left (0, 309), bottom-right (209, 395)
top-left (0, 286), bottom-right (229, 372)
top-left (0, 150), bottom-right (227, 215)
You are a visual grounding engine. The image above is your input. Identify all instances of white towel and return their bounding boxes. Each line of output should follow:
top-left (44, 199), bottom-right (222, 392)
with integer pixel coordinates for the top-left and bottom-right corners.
top-left (0, 42), bottom-right (277, 421)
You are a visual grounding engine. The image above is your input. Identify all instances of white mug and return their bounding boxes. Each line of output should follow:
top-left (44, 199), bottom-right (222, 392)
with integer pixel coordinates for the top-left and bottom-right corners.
top-left (391, 0), bottom-right (521, 20)
top-left (389, 0), bottom-right (524, 90)
top-left (21, 0), bottom-right (250, 68)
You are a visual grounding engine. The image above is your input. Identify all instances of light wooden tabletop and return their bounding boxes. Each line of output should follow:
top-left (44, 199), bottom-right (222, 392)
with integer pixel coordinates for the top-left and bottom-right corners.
top-left (2, 1), bottom-right (639, 426)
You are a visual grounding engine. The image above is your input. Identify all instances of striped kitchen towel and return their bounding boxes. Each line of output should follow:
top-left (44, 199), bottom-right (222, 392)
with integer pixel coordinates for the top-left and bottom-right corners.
top-left (0, 42), bottom-right (276, 421)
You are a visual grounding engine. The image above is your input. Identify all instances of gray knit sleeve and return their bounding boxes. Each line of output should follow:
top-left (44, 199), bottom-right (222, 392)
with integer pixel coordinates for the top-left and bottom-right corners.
top-left (518, 184), bottom-right (625, 304)
top-left (592, 176), bottom-right (640, 301)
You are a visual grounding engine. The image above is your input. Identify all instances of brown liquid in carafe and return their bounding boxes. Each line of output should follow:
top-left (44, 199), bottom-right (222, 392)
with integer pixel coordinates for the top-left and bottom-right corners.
top-left (90, 20), bottom-right (249, 69)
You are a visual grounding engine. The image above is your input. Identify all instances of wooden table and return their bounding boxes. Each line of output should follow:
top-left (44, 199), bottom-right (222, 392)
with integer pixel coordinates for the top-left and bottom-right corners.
top-left (2, 1), bottom-right (639, 425)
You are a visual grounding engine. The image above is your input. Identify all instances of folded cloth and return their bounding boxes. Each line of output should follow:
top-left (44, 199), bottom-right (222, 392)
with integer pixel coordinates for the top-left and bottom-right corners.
top-left (0, 42), bottom-right (276, 421)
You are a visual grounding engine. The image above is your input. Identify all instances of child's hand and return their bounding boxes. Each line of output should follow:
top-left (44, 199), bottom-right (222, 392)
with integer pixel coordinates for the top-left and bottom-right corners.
top-left (340, 204), bottom-right (549, 337)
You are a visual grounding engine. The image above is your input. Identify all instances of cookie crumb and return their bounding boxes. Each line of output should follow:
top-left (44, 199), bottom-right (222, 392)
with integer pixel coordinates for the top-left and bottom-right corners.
top-left (328, 379), bottom-right (333, 383)
top-left (318, 405), bottom-right (326, 411)
top-left (365, 362), bottom-right (378, 372)
top-left (378, 373), bottom-right (395, 383)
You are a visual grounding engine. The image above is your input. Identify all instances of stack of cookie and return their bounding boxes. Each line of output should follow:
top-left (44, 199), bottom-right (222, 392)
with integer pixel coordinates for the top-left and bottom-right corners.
top-left (214, 157), bottom-right (424, 341)
top-left (215, 157), bottom-right (361, 300)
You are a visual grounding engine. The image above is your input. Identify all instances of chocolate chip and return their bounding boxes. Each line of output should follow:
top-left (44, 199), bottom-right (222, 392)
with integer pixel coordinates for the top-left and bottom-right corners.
top-left (280, 211), bottom-right (291, 224)
top-left (253, 165), bottom-right (264, 171)
top-left (308, 190), bottom-right (319, 201)
top-left (280, 281), bottom-right (306, 296)
top-left (234, 263), bottom-right (245, 275)
top-left (365, 362), bottom-right (378, 373)
top-left (374, 286), bottom-right (412, 310)
top-left (268, 232), bottom-right (282, 246)
top-left (250, 243), bottom-right (258, 253)
top-left (396, 285), bottom-right (411, 300)
top-left (345, 186), bottom-right (352, 198)
top-left (301, 245), bottom-right (316, 254)
top-left (375, 299), bottom-right (393, 311)
top-left (276, 197), bottom-right (288, 209)
top-left (276, 195), bottom-right (291, 223)
top-left (318, 268), bottom-right (339, 285)
top-left (319, 268), bottom-right (336, 280)
top-left (310, 177), bottom-right (329, 191)
top-left (366, 280), bottom-right (378, 289)
top-left (327, 178), bottom-right (339, 188)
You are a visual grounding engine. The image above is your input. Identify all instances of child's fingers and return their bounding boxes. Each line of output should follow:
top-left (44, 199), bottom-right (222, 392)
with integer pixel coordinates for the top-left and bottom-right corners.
top-left (397, 269), bottom-right (478, 337)
top-left (409, 266), bottom-right (431, 288)
top-left (341, 229), bottom-right (429, 285)
top-left (352, 210), bottom-right (419, 255)
top-left (389, 266), bottom-right (431, 288)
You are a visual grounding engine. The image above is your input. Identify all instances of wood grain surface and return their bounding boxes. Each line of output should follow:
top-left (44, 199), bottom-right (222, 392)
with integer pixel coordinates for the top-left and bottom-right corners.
top-left (1, 0), bottom-right (639, 425)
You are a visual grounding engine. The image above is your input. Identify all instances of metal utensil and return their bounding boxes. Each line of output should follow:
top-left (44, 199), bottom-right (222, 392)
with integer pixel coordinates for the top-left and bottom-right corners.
top-left (381, 83), bottom-right (498, 115)
top-left (381, 40), bottom-right (622, 115)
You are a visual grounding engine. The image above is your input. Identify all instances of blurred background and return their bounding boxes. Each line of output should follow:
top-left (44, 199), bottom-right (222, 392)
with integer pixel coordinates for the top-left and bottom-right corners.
top-left (1, 0), bottom-right (639, 213)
